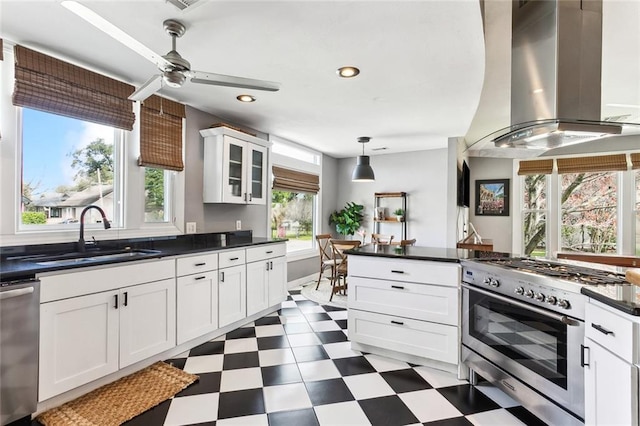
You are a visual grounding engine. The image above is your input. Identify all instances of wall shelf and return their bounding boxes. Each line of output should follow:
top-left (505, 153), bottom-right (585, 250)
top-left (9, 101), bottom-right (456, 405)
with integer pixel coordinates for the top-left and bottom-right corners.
top-left (373, 192), bottom-right (407, 241)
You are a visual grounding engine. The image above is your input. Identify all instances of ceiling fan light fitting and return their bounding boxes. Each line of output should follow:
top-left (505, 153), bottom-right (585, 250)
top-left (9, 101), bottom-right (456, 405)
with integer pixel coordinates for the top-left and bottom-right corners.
top-left (164, 70), bottom-right (186, 87)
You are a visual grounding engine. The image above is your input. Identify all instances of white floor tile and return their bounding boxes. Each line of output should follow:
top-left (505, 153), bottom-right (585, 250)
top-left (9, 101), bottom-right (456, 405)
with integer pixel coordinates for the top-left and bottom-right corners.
top-left (300, 305), bottom-right (326, 313)
top-left (413, 365), bottom-right (467, 389)
top-left (314, 401), bottom-right (372, 425)
top-left (309, 320), bottom-right (342, 332)
top-left (291, 294), bottom-right (307, 301)
top-left (287, 332), bottom-right (322, 347)
top-left (298, 359), bottom-right (342, 382)
top-left (263, 382), bottom-right (313, 413)
top-left (322, 341), bottom-right (361, 359)
top-left (280, 300), bottom-right (298, 308)
top-left (466, 408), bottom-right (527, 426)
top-left (343, 373), bottom-right (395, 400)
top-left (475, 384), bottom-right (520, 408)
top-left (220, 367), bottom-right (263, 392)
top-left (258, 348), bottom-right (296, 366)
top-left (327, 310), bottom-right (348, 320)
top-left (399, 389), bottom-right (463, 422)
top-left (223, 338), bottom-right (258, 354)
top-left (282, 322), bottom-right (312, 334)
top-left (255, 324), bottom-right (286, 338)
top-left (279, 315), bottom-right (308, 324)
top-left (163, 393), bottom-right (219, 426)
top-left (183, 354), bottom-right (224, 374)
top-left (364, 354), bottom-right (410, 372)
top-left (215, 414), bottom-right (269, 426)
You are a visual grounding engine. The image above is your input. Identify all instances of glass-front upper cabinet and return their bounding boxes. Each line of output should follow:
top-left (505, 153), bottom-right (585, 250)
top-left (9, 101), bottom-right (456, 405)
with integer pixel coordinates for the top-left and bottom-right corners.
top-left (201, 127), bottom-right (270, 205)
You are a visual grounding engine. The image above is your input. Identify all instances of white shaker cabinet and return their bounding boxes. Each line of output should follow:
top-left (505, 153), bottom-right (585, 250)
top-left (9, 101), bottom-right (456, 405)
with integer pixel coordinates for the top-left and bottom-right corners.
top-left (218, 249), bottom-right (247, 327)
top-left (200, 127), bottom-right (270, 205)
top-left (246, 244), bottom-right (287, 316)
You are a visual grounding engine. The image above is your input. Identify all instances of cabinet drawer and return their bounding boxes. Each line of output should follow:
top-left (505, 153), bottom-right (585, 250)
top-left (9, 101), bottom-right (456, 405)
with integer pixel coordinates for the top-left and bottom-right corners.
top-left (348, 256), bottom-right (460, 287)
top-left (218, 249), bottom-right (246, 268)
top-left (349, 277), bottom-right (458, 325)
top-left (348, 309), bottom-right (458, 365)
top-left (176, 252), bottom-right (218, 277)
top-left (586, 302), bottom-right (635, 363)
top-left (246, 243), bottom-right (286, 263)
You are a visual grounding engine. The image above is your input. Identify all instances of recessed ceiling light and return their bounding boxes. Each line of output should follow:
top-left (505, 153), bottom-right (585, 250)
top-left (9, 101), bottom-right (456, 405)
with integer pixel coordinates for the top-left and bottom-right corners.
top-left (237, 95), bottom-right (256, 103)
top-left (337, 66), bottom-right (360, 78)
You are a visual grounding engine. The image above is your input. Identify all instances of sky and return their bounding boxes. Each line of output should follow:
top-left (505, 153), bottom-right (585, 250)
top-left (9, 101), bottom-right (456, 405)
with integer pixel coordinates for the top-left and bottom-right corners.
top-left (22, 108), bottom-right (114, 195)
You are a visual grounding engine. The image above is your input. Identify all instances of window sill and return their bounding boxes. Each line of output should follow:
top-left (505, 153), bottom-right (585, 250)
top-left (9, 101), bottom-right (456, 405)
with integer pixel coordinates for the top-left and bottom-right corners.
top-left (286, 249), bottom-right (316, 262)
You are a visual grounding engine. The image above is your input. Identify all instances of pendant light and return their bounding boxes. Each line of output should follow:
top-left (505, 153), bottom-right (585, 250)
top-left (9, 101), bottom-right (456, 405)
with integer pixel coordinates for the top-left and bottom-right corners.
top-left (351, 136), bottom-right (375, 182)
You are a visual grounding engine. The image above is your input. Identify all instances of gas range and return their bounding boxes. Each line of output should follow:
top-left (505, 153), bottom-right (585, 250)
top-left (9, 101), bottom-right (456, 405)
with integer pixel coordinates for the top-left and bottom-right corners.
top-left (461, 257), bottom-right (628, 320)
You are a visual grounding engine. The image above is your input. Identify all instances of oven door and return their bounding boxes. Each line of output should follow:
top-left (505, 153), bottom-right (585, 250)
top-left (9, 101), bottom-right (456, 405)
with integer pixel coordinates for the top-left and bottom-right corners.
top-left (462, 284), bottom-right (584, 419)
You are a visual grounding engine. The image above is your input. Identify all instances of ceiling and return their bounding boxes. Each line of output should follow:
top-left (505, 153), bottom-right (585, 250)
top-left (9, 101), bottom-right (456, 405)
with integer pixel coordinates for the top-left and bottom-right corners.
top-left (0, 0), bottom-right (485, 158)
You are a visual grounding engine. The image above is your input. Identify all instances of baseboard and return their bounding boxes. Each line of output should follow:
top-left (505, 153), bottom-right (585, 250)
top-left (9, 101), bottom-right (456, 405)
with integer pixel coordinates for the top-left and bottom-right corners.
top-left (287, 273), bottom-right (316, 289)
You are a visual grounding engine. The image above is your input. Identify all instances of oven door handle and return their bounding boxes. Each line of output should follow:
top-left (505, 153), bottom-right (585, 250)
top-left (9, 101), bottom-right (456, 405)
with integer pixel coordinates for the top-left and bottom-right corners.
top-left (462, 283), bottom-right (579, 326)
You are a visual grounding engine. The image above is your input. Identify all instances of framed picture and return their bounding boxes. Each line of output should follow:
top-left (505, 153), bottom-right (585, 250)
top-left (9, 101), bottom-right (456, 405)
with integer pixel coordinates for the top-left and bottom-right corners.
top-left (475, 179), bottom-right (510, 216)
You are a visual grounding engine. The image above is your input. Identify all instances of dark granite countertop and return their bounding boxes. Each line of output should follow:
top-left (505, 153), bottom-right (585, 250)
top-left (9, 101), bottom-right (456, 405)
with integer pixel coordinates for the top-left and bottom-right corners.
top-left (344, 244), bottom-right (511, 263)
top-left (581, 285), bottom-right (640, 316)
top-left (0, 231), bottom-right (286, 281)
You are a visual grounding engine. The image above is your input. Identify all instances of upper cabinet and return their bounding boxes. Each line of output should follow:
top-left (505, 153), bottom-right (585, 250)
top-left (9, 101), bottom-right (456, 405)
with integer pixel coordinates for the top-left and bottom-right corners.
top-left (200, 127), bottom-right (271, 204)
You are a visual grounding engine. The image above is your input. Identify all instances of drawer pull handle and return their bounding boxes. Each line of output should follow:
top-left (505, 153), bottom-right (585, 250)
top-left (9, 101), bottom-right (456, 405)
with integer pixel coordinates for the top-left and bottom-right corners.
top-left (114, 294), bottom-right (119, 309)
top-left (592, 323), bottom-right (614, 336)
top-left (266, 250), bottom-right (273, 254)
top-left (229, 257), bottom-right (239, 261)
top-left (123, 291), bottom-right (128, 307)
top-left (220, 272), bottom-right (225, 282)
top-left (391, 320), bottom-right (404, 325)
top-left (194, 262), bottom-right (206, 266)
top-left (194, 276), bottom-right (206, 281)
top-left (391, 270), bottom-right (405, 274)
top-left (391, 285), bottom-right (405, 290)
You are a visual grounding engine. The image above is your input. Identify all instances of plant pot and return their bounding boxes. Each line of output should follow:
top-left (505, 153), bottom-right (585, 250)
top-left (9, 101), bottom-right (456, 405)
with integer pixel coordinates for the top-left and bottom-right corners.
top-left (396, 216), bottom-right (404, 222)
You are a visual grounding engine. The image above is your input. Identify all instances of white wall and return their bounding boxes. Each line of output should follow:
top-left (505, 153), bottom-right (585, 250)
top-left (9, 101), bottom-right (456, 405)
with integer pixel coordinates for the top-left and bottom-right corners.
top-left (334, 149), bottom-right (451, 248)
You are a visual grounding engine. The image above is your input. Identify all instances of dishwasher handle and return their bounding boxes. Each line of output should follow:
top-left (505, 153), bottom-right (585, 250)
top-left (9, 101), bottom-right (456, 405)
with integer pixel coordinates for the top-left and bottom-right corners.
top-left (0, 286), bottom-right (35, 300)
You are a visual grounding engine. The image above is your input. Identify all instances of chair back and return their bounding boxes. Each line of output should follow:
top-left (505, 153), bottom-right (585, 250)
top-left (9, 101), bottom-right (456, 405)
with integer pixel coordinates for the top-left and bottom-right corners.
top-left (316, 234), bottom-right (333, 262)
top-left (371, 233), bottom-right (394, 245)
top-left (397, 238), bottom-right (417, 246)
top-left (329, 239), bottom-right (361, 268)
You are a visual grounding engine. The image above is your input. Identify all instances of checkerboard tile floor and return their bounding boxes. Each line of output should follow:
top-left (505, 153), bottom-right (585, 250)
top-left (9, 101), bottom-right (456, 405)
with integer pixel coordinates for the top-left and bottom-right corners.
top-left (33, 288), bottom-right (548, 426)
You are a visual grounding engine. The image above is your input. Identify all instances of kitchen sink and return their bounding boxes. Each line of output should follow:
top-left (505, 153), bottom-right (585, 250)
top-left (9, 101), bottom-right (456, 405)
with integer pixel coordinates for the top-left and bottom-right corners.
top-left (18, 248), bottom-right (162, 266)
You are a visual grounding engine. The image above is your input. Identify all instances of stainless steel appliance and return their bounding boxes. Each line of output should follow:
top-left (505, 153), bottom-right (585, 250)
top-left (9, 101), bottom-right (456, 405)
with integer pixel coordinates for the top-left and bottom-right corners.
top-left (461, 258), bottom-right (627, 426)
top-left (1, 278), bottom-right (40, 426)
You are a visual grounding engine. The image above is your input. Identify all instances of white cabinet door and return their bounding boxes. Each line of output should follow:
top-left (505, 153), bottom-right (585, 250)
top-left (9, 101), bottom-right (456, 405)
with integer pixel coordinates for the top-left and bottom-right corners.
top-left (267, 256), bottom-right (287, 306)
top-left (219, 264), bottom-right (247, 327)
top-left (584, 338), bottom-right (638, 426)
top-left (221, 136), bottom-right (247, 203)
top-left (247, 260), bottom-right (269, 316)
top-left (177, 272), bottom-right (219, 345)
top-left (39, 290), bottom-right (119, 401)
top-left (247, 143), bottom-right (267, 205)
top-left (119, 279), bottom-right (176, 368)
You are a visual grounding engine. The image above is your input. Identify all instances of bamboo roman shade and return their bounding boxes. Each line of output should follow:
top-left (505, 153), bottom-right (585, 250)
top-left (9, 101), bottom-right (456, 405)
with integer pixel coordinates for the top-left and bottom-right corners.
top-left (518, 159), bottom-right (554, 175)
top-left (12, 45), bottom-right (135, 130)
top-left (631, 153), bottom-right (640, 170)
top-left (556, 154), bottom-right (628, 174)
top-left (0, 39), bottom-right (3, 61)
top-left (272, 166), bottom-right (320, 194)
top-left (139, 95), bottom-right (185, 171)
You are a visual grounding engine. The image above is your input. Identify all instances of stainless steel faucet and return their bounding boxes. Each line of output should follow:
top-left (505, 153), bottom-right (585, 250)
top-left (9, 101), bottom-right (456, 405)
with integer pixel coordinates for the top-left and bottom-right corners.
top-left (78, 205), bottom-right (111, 252)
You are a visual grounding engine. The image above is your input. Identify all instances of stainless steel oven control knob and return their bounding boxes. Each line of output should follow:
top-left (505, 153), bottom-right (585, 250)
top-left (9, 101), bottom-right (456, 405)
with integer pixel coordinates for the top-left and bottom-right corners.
top-left (489, 279), bottom-right (500, 288)
top-left (534, 292), bottom-right (545, 302)
top-left (525, 289), bottom-right (534, 298)
top-left (557, 299), bottom-right (570, 309)
top-left (546, 295), bottom-right (557, 305)
top-left (514, 287), bottom-right (524, 295)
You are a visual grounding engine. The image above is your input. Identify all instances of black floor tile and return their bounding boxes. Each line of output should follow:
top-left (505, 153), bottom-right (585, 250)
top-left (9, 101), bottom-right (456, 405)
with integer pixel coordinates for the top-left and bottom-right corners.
top-left (381, 368), bottom-right (433, 393)
top-left (122, 398), bottom-right (172, 425)
top-left (279, 307), bottom-right (303, 316)
top-left (175, 371), bottom-right (221, 397)
top-left (305, 378), bottom-right (355, 406)
top-left (506, 406), bottom-right (549, 426)
top-left (268, 408), bottom-right (319, 426)
top-left (437, 384), bottom-right (500, 415)
top-left (335, 319), bottom-right (348, 329)
top-left (359, 395), bottom-right (419, 426)
top-left (289, 290), bottom-right (302, 295)
top-left (222, 352), bottom-right (260, 370)
top-left (316, 330), bottom-right (349, 344)
top-left (189, 341), bottom-right (225, 357)
top-left (254, 316), bottom-right (282, 326)
top-left (184, 422), bottom-right (216, 426)
top-left (261, 364), bottom-right (302, 386)
top-left (333, 356), bottom-right (376, 376)
top-left (296, 299), bottom-right (320, 307)
top-left (321, 305), bottom-right (346, 312)
top-left (225, 327), bottom-right (256, 339)
top-left (422, 417), bottom-right (474, 426)
top-left (303, 312), bottom-right (332, 322)
top-left (292, 345), bottom-right (330, 362)
top-left (166, 357), bottom-right (187, 370)
top-left (217, 388), bottom-right (265, 419)
top-left (287, 295), bottom-right (294, 300)
top-left (7, 416), bottom-right (32, 426)
top-left (257, 335), bottom-right (290, 350)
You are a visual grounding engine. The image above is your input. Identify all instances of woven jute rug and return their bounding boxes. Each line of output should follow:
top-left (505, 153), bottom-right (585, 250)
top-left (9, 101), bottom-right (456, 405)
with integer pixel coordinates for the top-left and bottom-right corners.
top-left (37, 361), bottom-right (198, 426)
top-left (301, 279), bottom-right (347, 308)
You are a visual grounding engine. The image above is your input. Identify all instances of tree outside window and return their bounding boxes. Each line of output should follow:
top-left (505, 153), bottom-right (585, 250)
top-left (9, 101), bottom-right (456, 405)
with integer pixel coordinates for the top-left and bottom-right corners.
top-left (271, 190), bottom-right (314, 252)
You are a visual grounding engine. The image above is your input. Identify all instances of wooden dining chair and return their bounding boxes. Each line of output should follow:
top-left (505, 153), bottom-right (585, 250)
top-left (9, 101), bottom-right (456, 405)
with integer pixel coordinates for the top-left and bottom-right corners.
top-left (329, 239), bottom-right (361, 301)
top-left (371, 233), bottom-right (394, 245)
top-left (315, 234), bottom-right (337, 289)
top-left (396, 238), bottom-right (417, 246)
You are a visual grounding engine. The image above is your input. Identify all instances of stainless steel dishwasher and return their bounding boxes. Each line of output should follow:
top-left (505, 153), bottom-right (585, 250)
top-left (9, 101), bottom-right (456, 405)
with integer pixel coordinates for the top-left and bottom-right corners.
top-left (0, 278), bottom-right (40, 426)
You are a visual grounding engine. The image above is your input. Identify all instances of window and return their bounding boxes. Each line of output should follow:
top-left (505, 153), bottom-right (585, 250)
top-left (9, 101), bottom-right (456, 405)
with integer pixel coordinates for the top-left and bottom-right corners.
top-left (522, 174), bottom-right (547, 257)
top-left (144, 167), bottom-right (170, 223)
top-left (21, 108), bottom-right (121, 228)
top-left (272, 191), bottom-right (315, 251)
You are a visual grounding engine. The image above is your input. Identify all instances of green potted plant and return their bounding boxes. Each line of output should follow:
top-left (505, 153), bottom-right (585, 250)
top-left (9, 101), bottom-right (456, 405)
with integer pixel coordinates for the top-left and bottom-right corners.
top-left (393, 208), bottom-right (405, 221)
top-left (329, 202), bottom-right (364, 237)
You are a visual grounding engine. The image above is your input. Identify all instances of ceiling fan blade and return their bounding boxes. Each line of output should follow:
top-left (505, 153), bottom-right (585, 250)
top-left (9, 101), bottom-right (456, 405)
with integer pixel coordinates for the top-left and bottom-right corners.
top-left (190, 71), bottom-right (280, 92)
top-left (128, 75), bottom-right (163, 101)
top-left (61, 1), bottom-right (172, 70)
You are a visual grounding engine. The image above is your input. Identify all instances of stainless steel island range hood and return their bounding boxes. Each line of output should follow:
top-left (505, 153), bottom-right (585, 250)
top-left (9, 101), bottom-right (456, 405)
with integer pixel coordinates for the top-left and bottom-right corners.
top-left (468, 0), bottom-right (640, 158)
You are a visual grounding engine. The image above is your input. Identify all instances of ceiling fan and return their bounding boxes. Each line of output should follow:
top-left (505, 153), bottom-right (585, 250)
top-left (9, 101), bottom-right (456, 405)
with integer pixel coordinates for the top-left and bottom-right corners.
top-left (61, 1), bottom-right (281, 101)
